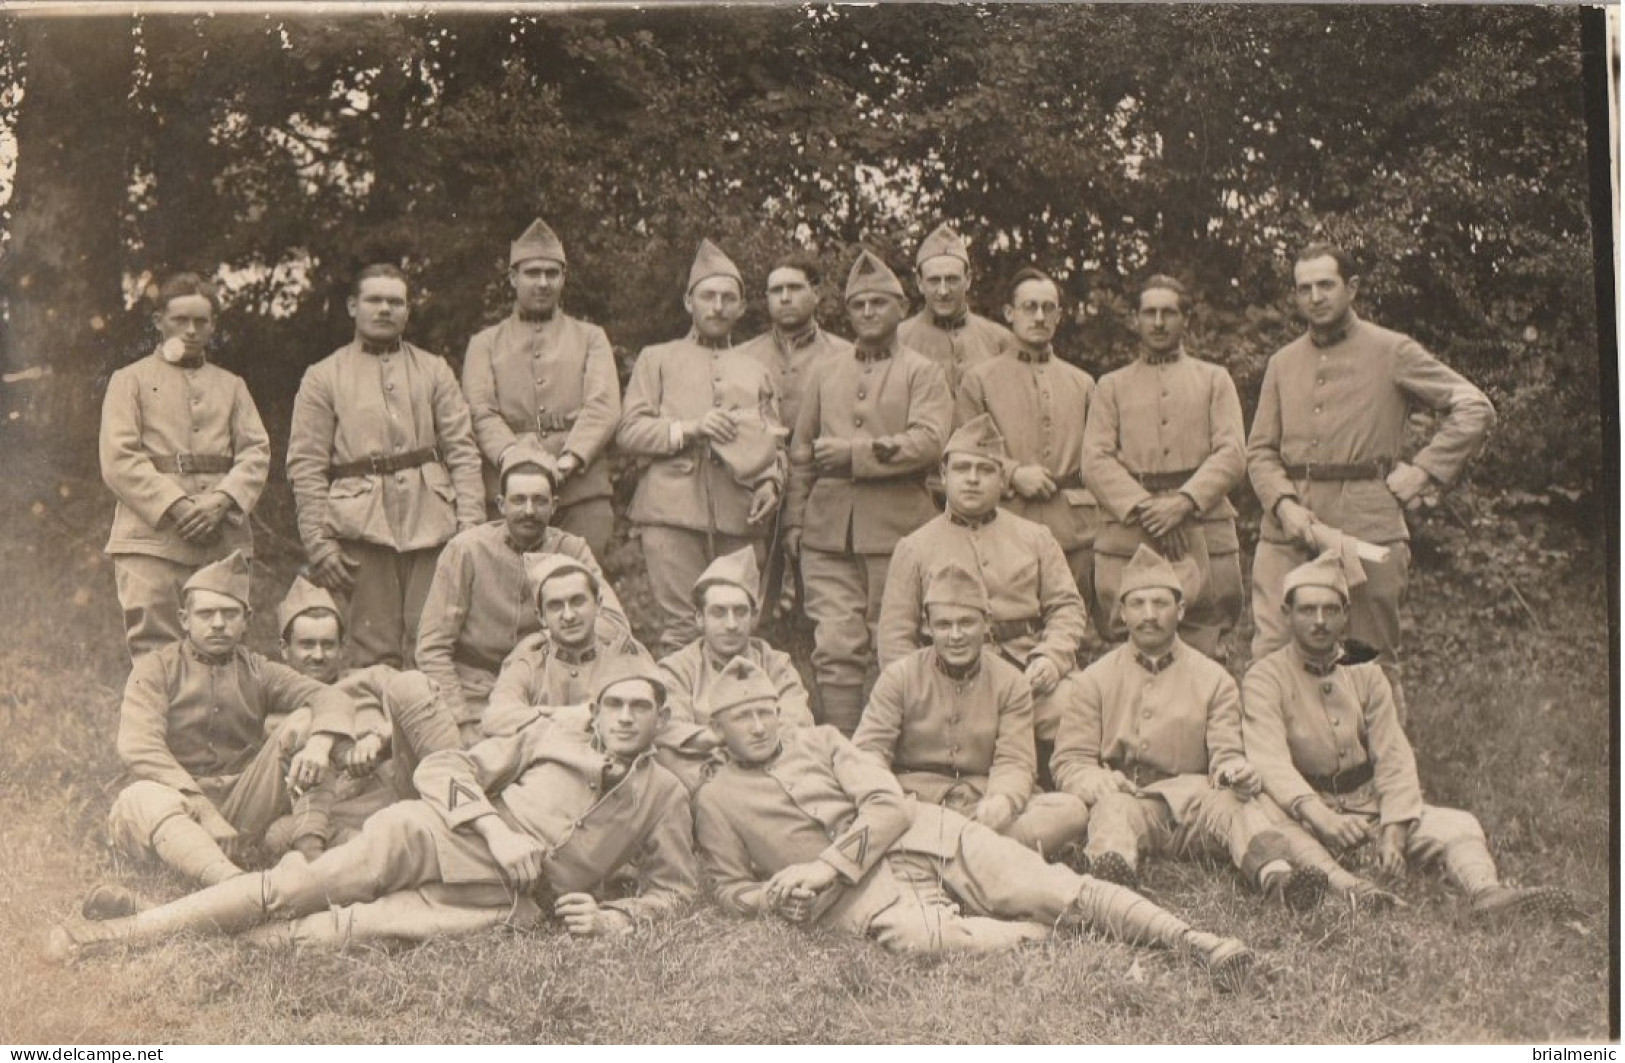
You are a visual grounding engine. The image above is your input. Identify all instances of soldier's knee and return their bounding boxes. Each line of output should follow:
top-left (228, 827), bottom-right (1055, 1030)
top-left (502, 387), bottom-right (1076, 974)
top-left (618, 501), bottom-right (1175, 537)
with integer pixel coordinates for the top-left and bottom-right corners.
top-left (871, 899), bottom-right (950, 953)
top-left (1423, 806), bottom-right (1485, 846)
top-left (260, 851), bottom-right (331, 918)
top-left (108, 780), bottom-right (188, 850)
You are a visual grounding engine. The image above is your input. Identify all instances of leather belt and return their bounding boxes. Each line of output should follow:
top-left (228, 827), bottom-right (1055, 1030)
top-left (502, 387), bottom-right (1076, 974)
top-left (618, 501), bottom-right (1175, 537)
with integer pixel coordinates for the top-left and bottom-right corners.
top-left (1121, 761), bottom-right (1176, 789)
top-left (1283, 460), bottom-right (1393, 482)
top-left (452, 644), bottom-right (503, 674)
top-left (1132, 468), bottom-right (1199, 492)
top-left (1050, 473), bottom-right (1085, 491)
top-left (151, 453), bottom-right (234, 475)
top-left (329, 445), bottom-right (442, 479)
top-left (1302, 760), bottom-right (1375, 795)
top-left (531, 411), bottom-right (578, 434)
top-left (990, 616), bottom-right (1043, 642)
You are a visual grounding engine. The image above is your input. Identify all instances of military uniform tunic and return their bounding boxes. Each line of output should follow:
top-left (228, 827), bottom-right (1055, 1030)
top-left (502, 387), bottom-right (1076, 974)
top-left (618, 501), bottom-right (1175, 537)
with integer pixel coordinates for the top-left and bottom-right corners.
top-left (956, 347), bottom-right (1099, 595)
top-left (878, 509), bottom-right (1087, 741)
top-left (1082, 350), bottom-right (1247, 654)
top-left (694, 726), bottom-right (1092, 953)
top-left (616, 332), bottom-right (786, 655)
top-left (287, 341), bottom-right (485, 669)
top-left (785, 341), bottom-right (953, 688)
top-left (737, 323), bottom-right (853, 434)
top-left (897, 310), bottom-right (1014, 398)
top-left (482, 627), bottom-right (652, 737)
top-left (1246, 314), bottom-right (1495, 686)
top-left (461, 311), bottom-right (621, 556)
top-left (1052, 639), bottom-right (1292, 882)
top-left (415, 521), bottom-right (626, 730)
top-left (99, 349), bottom-right (271, 657)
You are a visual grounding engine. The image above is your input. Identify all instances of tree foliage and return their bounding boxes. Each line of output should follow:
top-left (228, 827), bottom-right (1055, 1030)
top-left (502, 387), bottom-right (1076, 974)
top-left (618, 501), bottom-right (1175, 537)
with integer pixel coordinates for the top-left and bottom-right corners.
top-left (0, 5), bottom-right (1607, 502)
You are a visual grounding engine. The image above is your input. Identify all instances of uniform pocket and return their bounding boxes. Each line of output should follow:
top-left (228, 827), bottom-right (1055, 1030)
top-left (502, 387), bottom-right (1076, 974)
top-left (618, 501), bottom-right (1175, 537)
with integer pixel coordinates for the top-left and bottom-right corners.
top-left (325, 477), bottom-right (378, 540)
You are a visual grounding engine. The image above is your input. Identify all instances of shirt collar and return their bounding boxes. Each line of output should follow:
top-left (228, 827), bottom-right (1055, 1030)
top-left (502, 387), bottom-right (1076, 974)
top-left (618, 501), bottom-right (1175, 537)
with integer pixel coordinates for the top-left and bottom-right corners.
top-left (1133, 646), bottom-right (1177, 675)
top-left (933, 652), bottom-right (982, 682)
top-left (688, 328), bottom-right (733, 351)
top-left (1016, 345), bottom-right (1052, 364)
top-left (1141, 344), bottom-right (1184, 366)
top-left (554, 642), bottom-right (599, 666)
top-left (948, 507), bottom-right (998, 530)
top-left (1294, 642), bottom-right (1343, 678)
top-left (778, 323), bottom-right (819, 350)
top-left (504, 527), bottom-right (550, 555)
top-left (515, 307), bottom-right (558, 326)
top-left (932, 310), bottom-right (969, 331)
top-left (1309, 311), bottom-right (1358, 349)
top-left (854, 339), bottom-right (896, 363)
top-left (359, 339), bottom-right (404, 357)
top-left (184, 639), bottom-right (236, 667)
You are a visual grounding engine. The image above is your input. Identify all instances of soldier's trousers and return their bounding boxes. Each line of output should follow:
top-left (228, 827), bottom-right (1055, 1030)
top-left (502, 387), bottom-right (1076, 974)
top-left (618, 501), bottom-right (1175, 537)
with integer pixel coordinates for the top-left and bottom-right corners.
top-left (800, 547), bottom-right (889, 689)
top-left (905, 774), bottom-right (1090, 857)
top-left (111, 553), bottom-right (196, 661)
top-left (339, 541), bottom-right (442, 671)
top-left (1251, 538), bottom-right (1410, 721)
top-left (554, 498), bottom-right (615, 566)
top-left (1284, 801), bottom-right (1500, 895)
top-left (1085, 786), bottom-right (1293, 886)
top-left (832, 815), bottom-right (1088, 953)
top-left (639, 525), bottom-right (764, 657)
top-left (109, 709), bottom-right (316, 862)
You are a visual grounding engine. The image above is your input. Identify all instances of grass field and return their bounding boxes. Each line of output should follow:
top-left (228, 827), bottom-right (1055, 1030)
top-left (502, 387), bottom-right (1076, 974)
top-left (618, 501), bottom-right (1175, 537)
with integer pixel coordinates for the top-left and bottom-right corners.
top-left (0, 446), bottom-right (1612, 1044)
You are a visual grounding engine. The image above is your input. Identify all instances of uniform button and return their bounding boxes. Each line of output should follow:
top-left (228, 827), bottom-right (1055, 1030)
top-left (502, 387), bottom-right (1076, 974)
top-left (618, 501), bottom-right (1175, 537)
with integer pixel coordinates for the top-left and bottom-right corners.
top-left (1314, 406), bottom-right (1323, 413)
top-left (538, 379), bottom-right (547, 387)
top-left (395, 443), bottom-right (403, 451)
top-left (386, 383), bottom-right (394, 392)
top-left (538, 405), bottom-right (547, 413)
top-left (1160, 418), bottom-right (1168, 426)
top-left (1317, 377), bottom-right (1325, 385)
top-left (857, 389), bottom-right (866, 399)
top-left (1331, 718), bottom-right (1339, 727)
top-left (1321, 682), bottom-right (1333, 695)
top-left (714, 398), bottom-right (723, 407)
top-left (1142, 710), bottom-right (1151, 719)
top-left (1140, 740), bottom-right (1150, 749)
top-left (396, 474), bottom-right (406, 484)
top-left (854, 416), bottom-right (864, 427)
top-left (714, 377), bottom-right (722, 384)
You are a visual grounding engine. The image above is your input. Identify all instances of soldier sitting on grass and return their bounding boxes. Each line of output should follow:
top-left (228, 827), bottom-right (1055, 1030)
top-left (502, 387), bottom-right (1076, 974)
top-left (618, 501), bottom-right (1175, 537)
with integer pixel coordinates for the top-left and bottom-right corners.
top-left (693, 657), bottom-right (1257, 989)
top-left (49, 656), bottom-right (696, 957)
top-left (853, 561), bottom-right (1089, 856)
top-left (1241, 552), bottom-right (1575, 922)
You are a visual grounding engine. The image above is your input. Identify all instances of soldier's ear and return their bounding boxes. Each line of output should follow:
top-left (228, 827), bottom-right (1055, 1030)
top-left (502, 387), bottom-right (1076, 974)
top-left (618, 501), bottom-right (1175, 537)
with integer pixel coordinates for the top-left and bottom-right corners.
top-left (1003, 304), bottom-right (1016, 327)
top-left (346, 295), bottom-right (360, 320)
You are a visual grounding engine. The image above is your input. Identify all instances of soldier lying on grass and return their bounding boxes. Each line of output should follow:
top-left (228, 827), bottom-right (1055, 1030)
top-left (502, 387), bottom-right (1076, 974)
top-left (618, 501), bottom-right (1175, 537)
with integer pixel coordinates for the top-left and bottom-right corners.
top-left (49, 656), bottom-right (695, 957)
top-left (693, 656), bottom-right (1257, 988)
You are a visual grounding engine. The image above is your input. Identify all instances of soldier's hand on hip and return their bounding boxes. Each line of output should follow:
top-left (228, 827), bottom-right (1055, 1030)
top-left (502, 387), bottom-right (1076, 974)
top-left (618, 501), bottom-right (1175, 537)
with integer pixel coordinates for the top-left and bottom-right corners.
top-left (309, 547), bottom-right (359, 593)
top-left (1385, 461), bottom-right (1432, 509)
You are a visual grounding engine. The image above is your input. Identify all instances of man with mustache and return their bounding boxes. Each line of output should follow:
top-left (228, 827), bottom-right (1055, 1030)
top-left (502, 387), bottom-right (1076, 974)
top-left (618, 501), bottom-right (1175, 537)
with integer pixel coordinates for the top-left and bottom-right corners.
top-left (482, 554), bottom-right (651, 737)
top-left (1052, 545), bottom-right (1330, 911)
top-left (1083, 274), bottom-right (1247, 658)
top-left (416, 442), bottom-right (627, 742)
top-left (461, 218), bottom-right (621, 560)
top-left (878, 414), bottom-right (1088, 779)
top-left (617, 239), bottom-right (787, 656)
top-left (1248, 243), bottom-right (1495, 722)
top-left (693, 657), bottom-right (1256, 987)
top-left (854, 562), bottom-right (1089, 854)
top-left (51, 656), bottom-right (696, 957)
top-left (100, 272), bottom-right (271, 659)
top-left (287, 263), bottom-right (485, 669)
top-left (783, 249), bottom-right (953, 734)
top-left (1241, 552), bottom-right (1574, 920)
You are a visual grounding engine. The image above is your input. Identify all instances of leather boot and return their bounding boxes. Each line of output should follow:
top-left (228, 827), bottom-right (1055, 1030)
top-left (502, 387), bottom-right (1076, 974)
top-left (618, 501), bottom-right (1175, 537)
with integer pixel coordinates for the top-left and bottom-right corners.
top-left (46, 872), bottom-right (269, 963)
top-left (817, 684), bottom-right (866, 737)
top-left (1069, 877), bottom-right (1255, 990)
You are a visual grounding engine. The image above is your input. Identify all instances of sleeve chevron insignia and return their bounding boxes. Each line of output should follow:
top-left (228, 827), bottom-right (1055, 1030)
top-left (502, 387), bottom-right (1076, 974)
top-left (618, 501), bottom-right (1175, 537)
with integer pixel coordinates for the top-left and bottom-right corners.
top-left (833, 825), bottom-right (869, 867)
top-left (447, 777), bottom-right (483, 810)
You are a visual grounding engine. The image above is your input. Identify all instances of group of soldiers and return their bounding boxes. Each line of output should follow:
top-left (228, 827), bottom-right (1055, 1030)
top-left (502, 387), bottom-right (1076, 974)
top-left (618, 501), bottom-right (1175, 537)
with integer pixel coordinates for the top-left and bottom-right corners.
top-left (47, 221), bottom-right (1575, 985)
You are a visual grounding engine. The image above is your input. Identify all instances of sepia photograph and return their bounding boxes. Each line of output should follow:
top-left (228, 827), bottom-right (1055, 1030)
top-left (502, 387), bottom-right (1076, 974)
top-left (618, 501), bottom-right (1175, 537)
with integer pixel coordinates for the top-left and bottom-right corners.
top-left (0, 2), bottom-right (1614, 1045)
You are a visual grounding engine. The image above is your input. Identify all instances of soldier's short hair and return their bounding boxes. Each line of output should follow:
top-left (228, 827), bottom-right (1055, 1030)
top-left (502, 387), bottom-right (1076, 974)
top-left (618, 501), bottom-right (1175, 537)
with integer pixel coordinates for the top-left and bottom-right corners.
top-left (352, 262), bottom-right (411, 297)
top-left (769, 252), bottom-right (823, 290)
top-left (499, 460), bottom-right (559, 497)
top-left (155, 272), bottom-right (221, 314)
top-left (1005, 266), bottom-right (1058, 306)
top-left (536, 565), bottom-right (601, 609)
top-left (1138, 274), bottom-right (1193, 314)
top-left (281, 607), bottom-right (345, 645)
top-left (1293, 242), bottom-right (1360, 284)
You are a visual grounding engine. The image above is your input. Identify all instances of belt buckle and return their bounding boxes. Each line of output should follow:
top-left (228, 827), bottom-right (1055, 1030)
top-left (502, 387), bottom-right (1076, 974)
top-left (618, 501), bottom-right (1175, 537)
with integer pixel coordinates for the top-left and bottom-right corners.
top-left (174, 453), bottom-right (195, 474)
top-left (368, 454), bottom-right (389, 475)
